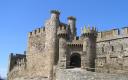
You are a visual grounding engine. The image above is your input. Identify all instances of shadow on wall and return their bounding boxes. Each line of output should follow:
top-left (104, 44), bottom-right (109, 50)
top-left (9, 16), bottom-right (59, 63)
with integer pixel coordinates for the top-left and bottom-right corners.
top-left (70, 53), bottom-right (81, 68)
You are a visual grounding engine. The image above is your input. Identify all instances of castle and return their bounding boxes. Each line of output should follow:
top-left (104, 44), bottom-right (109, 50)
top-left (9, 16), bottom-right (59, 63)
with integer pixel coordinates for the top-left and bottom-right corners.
top-left (7, 10), bottom-right (128, 80)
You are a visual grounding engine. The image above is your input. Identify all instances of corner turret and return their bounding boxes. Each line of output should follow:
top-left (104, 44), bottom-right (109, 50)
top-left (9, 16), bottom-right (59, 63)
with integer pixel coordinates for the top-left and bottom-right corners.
top-left (50, 10), bottom-right (60, 20)
top-left (81, 26), bottom-right (97, 71)
top-left (57, 24), bottom-right (68, 68)
top-left (81, 26), bottom-right (97, 37)
top-left (8, 53), bottom-right (13, 72)
top-left (44, 10), bottom-right (60, 80)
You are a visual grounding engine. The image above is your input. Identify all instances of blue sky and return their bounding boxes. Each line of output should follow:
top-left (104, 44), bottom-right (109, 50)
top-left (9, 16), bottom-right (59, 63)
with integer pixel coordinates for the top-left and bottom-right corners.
top-left (0, 0), bottom-right (128, 78)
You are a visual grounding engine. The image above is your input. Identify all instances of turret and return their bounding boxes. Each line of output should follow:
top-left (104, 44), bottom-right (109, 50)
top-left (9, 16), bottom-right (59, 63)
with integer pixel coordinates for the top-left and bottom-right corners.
top-left (81, 26), bottom-right (97, 71)
top-left (44, 10), bottom-right (60, 80)
top-left (68, 16), bottom-right (76, 40)
top-left (50, 10), bottom-right (60, 21)
top-left (57, 24), bottom-right (68, 68)
top-left (8, 53), bottom-right (13, 72)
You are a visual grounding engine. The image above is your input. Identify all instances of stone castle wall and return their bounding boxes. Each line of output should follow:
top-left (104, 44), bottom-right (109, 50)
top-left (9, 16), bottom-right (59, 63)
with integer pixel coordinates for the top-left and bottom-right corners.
top-left (8, 26), bottom-right (128, 80)
top-left (7, 54), bottom-right (26, 80)
top-left (7, 10), bottom-right (128, 80)
top-left (26, 27), bottom-right (52, 78)
top-left (97, 27), bottom-right (128, 41)
top-left (96, 27), bottom-right (128, 73)
top-left (56, 68), bottom-right (128, 80)
top-left (8, 68), bottom-right (128, 80)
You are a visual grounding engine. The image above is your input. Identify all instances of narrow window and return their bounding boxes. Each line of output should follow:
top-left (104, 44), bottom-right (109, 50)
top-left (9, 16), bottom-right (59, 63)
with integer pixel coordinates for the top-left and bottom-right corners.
top-left (102, 47), bottom-right (104, 52)
top-left (121, 45), bottom-right (123, 50)
top-left (112, 46), bottom-right (114, 51)
top-left (76, 37), bottom-right (79, 40)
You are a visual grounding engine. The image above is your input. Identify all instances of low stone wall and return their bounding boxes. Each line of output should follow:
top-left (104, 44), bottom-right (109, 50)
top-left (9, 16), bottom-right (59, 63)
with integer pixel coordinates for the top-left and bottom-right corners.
top-left (56, 68), bottom-right (128, 80)
top-left (13, 76), bottom-right (49, 80)
top-left (9, 68), bottom-right (128, 80)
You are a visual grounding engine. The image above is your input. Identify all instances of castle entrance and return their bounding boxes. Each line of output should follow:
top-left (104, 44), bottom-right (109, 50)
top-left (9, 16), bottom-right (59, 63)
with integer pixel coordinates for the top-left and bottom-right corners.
top-left (70, 53), bottom-right (81, 68)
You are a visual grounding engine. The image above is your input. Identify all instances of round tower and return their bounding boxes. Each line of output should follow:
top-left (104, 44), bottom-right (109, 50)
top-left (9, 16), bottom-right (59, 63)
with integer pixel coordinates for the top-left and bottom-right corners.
top-left (44, 10), bottom-right (60, 80)
top-left (68, 16), bottom-right (76, 40)
top-left (81, 26), bottom-right (97, 71)
top-left (57, 24), bottom-right (68, 68)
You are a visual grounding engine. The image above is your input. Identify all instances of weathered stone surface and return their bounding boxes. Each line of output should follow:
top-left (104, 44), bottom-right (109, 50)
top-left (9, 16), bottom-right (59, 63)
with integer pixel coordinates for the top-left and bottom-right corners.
top-left (56, 68), bottom-right (128, 80)
top-left (7, 10), bottom-right (128, 80)
top-left (13, 76), bottom-right (49, 80)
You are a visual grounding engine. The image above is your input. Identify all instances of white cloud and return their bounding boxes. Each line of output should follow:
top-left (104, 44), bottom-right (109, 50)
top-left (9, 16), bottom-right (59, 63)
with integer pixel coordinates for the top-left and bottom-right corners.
top-left (0, 67), bottom-right (7, 78)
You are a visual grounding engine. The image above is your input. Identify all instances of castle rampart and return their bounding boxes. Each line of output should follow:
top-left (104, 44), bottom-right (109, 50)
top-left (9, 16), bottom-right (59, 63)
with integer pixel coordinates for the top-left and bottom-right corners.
top-left (28, 27), bottom-right (45, 37)
top-left (7, 53), bottom-right (26, 80)
top-left (97, 27), bottom-right (128, 42)
top-left (7, 10), bottom-right (128, 80)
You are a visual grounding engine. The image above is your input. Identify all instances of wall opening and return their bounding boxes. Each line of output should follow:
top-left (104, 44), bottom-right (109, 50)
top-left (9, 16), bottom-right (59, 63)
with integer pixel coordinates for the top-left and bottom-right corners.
top-left (102, 47), bottom-right (104, 52)
top-left (70, 53), bottom-right (81, 68)
top-left (112, 46), bottom-right (114, 51)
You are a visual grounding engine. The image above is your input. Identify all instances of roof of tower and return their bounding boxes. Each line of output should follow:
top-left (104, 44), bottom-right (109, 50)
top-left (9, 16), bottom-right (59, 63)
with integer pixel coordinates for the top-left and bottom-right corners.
top-left (67, 16), bottom-right (76, 20)
top-left (50, 10), bottom-right (60, 15)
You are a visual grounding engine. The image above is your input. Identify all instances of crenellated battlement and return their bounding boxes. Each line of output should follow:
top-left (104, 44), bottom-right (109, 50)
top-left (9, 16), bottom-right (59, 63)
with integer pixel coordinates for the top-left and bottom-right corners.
top-left (81, 26), bottom-right (97, 38)
top-left (8, 55), bottom-right (26, 80)
top-left (67, 37), bottom-right (83, 47)
top-left (97, 27), bottom-right (128, 42)
top-left (97, 28), bottom-right (119, 38)
top-left (58, 23), bottom-right (67, 30)
top-left (8, 53), bottom-right (26, 80)
top-left (8, 10), bottom-right (128, 80)
top-left (81, 26), bottom-right (97, 33)
top-left (67, 42), bottom-right (83, 48)
top-left (9, 53), bottom-right (26, 72)
top-left (57, 23), bottom-right (68, 37)
top-left (28, 27), bottom-right (45, 37)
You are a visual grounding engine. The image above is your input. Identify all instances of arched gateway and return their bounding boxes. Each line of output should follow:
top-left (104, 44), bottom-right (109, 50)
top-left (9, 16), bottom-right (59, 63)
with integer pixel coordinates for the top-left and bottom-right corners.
top-left (70, 53), bottom-right (81, 68)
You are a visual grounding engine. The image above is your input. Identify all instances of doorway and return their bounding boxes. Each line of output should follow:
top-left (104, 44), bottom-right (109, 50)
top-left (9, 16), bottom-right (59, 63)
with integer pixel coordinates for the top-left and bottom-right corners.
top-left (70, 53), bottom-right (81, 68)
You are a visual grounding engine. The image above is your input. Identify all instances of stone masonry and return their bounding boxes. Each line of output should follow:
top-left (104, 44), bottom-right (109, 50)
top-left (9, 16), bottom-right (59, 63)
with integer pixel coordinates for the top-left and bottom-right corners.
top-left (7, 10), bottom-right (128, 80)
